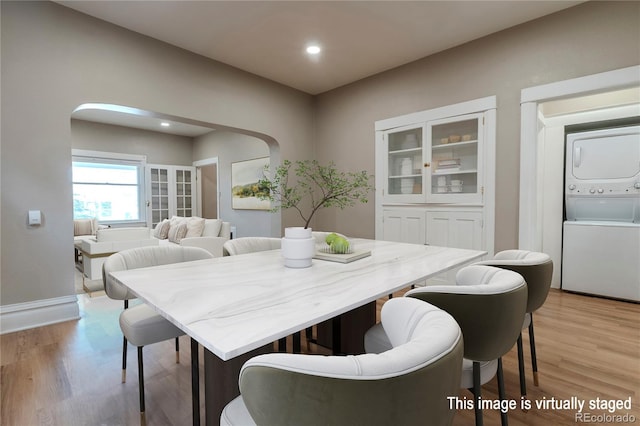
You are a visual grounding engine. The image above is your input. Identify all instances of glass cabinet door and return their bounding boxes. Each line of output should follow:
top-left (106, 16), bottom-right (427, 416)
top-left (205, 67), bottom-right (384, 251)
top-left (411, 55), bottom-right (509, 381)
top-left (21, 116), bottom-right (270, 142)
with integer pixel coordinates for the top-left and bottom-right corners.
top-left (427, 113), bottom-right (483, 203)
top-left (384, 125), bottom-right (426, 202)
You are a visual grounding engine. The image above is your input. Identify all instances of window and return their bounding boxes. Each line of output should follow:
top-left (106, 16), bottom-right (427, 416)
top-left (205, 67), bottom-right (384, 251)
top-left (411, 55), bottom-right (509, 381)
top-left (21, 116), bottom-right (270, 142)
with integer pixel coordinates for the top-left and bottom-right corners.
top-left (72, 150), bottom-right (146, 225)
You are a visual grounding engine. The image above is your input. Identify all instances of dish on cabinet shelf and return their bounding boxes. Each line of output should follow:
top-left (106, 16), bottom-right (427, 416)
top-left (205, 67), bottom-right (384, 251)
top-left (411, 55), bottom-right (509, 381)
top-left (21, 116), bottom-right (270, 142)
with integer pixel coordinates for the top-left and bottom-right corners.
top-left (401, 134), bottom-right (419, 149)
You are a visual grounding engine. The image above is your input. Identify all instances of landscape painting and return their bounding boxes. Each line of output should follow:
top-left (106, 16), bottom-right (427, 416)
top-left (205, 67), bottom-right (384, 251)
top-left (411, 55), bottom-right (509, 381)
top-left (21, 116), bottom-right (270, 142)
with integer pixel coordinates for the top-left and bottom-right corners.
top-left (231, 157), bottom-right (271, 210)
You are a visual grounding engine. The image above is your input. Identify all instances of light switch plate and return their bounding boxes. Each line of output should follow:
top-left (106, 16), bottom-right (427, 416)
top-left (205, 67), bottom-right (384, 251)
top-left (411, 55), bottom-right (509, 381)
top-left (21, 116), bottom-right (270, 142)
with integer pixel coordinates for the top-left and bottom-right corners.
top-left (28, 210), bottom-right (42, 225)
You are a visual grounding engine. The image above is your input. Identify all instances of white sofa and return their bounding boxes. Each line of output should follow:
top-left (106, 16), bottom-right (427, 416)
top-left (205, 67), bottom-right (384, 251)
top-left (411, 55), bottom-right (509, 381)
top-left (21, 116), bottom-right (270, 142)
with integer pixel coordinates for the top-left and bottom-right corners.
top-left (78, 227), bottom-right (159, 280)
top-left (154, 217), bottom-right (231, 257)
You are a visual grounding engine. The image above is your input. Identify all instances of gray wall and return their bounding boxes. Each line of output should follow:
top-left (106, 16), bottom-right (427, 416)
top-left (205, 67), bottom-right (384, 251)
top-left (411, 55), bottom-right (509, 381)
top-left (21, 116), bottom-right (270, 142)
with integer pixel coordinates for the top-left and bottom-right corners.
top-left (1, 1), bottom-right (314, 307)
top-left (313, 1), bottom-right (640, 247)
top-left (193, 131), bottom-right (273, 237)
top-left (1, 0), bottom-right (638, 313)
top-left (71, 120), bottom-right (195, 166)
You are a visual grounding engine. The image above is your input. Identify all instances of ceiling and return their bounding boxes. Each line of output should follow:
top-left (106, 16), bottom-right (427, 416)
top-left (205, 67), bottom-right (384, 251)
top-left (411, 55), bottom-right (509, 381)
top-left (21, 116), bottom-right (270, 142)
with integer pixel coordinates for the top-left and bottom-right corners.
top-left (59, 0), bottom-right (584, 136)
top-left (58, 0), bottom-right (582, 95)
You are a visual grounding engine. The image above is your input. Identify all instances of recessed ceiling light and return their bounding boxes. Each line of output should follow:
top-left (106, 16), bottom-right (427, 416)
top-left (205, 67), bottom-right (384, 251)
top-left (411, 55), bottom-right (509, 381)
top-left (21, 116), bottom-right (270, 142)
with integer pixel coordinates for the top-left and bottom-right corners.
top-left (306, 45), bottom-right (321, 55)
top-left (160, 122), bottom-right (170, 127)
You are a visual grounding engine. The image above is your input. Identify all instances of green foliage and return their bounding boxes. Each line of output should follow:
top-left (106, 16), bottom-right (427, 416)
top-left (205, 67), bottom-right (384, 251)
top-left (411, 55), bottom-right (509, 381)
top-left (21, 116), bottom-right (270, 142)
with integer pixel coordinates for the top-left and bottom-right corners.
top-left (232, 182), bottom-right (270, 199)
top-left (258, 159), bottom-right (374, 229)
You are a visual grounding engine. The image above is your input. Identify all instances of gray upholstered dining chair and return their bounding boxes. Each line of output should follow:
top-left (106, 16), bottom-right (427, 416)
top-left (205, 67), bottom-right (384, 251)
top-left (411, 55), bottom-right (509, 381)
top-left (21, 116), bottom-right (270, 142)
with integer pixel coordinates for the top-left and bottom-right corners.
top-left (220, 297), bottom-right (463, 426)
top-left (474, 250), bottom-right (553, 397)
top-left (365, 265), bottom-right (527, 426)
top-left (103, 245), bottom-right (213, 425)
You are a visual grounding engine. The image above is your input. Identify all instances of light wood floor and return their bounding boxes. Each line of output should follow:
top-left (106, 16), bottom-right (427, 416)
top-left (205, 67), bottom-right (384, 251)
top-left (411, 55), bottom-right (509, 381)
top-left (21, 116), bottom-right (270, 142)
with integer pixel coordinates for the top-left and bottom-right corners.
top-left (1, 289), bottom-right (638, 425)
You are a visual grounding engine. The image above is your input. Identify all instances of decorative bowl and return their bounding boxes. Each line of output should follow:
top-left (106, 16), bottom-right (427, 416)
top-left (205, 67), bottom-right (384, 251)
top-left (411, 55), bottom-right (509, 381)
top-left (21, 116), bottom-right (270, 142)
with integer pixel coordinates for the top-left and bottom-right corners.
top-left (318, 240), bottom-right (354, 255)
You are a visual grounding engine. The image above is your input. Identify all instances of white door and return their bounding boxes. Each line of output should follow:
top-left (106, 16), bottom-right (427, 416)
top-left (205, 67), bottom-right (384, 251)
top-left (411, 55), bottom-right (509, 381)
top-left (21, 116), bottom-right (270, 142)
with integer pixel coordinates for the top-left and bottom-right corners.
top-left (146, 165), bottom-right (196, 228)
top-left (146, 165), bottom-right (170, 228)
top-left (173, 167), bottom-right (196, 218)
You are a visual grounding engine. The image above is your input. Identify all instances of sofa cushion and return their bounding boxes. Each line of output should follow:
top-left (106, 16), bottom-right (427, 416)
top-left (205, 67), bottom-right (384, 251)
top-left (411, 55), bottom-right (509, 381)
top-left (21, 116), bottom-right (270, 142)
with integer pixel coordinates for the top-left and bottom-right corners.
top-left (153, 219), bottom-right (171, 239)
top-left (186, 217), bottom-right (206, 238)
top-left (168, 222), bottom-right (188, 243)
top-left (202, 218), bottom-right (223, 237)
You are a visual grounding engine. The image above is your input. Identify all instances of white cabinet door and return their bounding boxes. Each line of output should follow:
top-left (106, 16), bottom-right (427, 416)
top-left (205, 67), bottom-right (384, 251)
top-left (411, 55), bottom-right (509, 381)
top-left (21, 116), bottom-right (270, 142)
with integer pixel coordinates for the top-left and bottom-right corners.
top-left (426, 113), bottom-right (484, 204)
top-left (380, 125), bottom-right (426, 203)
top-left (382, 209), bottom-right (426, 245)
top-left (425, 210), bottom-right (483, 286)
top-left (425, 210), bottom-right (483, 250)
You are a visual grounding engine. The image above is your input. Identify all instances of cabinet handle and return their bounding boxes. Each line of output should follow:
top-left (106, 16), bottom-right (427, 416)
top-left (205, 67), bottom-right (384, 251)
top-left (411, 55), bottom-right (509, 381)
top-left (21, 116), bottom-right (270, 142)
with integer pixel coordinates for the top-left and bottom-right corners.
top-left (424, 162), bottom-right (430, 167)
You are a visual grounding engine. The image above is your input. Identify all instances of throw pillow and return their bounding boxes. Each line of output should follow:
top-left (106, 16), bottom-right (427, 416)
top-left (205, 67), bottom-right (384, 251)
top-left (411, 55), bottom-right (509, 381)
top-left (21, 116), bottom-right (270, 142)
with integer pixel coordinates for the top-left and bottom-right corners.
top-left (185, 217), bottom-right (206, 238)
top-left (153, 219), bottom-right (171, 239)
top-left (168, 222), bottom-right (188, 243)
top-left (74, 219), bottom-right (94, 236)
top-left (170, 215), bottom-right (187, 227)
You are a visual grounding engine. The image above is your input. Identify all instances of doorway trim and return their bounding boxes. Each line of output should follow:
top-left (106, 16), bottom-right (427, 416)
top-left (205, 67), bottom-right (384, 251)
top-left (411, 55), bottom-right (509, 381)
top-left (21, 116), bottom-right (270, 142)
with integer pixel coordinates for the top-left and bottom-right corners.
top-left (518, 65), bottom-right (640, 250)
top-left (193, 157), bottom-right (219, 219)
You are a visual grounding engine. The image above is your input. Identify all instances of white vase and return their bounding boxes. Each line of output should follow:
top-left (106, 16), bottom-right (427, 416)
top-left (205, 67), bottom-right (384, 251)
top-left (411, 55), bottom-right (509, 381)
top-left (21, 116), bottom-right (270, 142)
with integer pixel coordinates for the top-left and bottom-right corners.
top-left (281, 227), bottom-right (315, 268)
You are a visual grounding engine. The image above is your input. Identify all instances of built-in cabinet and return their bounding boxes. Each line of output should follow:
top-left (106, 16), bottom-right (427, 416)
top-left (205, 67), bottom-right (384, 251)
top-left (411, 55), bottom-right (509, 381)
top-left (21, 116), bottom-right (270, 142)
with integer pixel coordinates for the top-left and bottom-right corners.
top-left (376, 97), bottom-right (496, 283)
top-left (146, 165), bottom-right (196, 228)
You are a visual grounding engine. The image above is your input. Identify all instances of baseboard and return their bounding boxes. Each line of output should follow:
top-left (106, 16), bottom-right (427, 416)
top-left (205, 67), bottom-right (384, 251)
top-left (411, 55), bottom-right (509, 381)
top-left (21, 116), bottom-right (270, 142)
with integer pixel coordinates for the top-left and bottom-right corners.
top-left (0, 295), bottom-right (80, 334)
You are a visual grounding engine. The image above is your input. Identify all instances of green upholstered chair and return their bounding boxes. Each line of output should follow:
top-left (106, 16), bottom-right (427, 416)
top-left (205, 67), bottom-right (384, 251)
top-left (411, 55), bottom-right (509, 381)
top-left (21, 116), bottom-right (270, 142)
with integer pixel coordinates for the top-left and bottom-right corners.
top-left (220, 297), bottom-right (464, 426)
top-left (474, 250), bottom-right (553, 397)
top-left (365, 265), bottom-right (527, 426)
top-left (103, 245), bottom-right (213, 425)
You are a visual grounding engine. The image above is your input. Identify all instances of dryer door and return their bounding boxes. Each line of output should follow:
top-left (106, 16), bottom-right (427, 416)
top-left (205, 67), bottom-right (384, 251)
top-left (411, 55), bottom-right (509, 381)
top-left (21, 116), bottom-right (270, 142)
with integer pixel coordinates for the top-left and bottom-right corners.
top-left (567, 125), bottom-right (640, 181)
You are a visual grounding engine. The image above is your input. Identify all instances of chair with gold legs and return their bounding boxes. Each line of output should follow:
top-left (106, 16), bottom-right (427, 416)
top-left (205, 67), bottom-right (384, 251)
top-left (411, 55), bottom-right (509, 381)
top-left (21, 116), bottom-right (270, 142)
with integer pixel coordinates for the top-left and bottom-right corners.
top-left (103, 245), bottom-right (213, 425)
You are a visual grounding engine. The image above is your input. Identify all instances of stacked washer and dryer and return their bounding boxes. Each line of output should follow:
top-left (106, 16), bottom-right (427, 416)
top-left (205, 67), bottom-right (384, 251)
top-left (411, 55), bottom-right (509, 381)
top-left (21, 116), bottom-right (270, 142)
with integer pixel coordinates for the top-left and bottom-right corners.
top-left (562, 121), bottom-right (640, 302)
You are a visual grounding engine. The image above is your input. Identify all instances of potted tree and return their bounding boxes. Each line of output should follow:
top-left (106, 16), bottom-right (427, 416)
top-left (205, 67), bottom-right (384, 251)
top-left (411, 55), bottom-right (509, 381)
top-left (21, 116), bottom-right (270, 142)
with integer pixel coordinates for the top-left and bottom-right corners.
top-left (259, 159), bottom-right (373, 267)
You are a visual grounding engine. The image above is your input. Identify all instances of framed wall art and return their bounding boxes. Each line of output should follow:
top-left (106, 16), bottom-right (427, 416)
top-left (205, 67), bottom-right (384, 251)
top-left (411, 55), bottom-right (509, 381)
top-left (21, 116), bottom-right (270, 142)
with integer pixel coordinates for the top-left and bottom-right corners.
top-left (231, 157), bottom-right (271, 210)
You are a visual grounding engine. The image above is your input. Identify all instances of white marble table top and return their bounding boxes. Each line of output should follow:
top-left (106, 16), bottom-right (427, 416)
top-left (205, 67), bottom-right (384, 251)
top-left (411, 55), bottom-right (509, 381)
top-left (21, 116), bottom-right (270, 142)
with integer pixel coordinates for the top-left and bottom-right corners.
top-left (110, 239), bottom-right (485, 360)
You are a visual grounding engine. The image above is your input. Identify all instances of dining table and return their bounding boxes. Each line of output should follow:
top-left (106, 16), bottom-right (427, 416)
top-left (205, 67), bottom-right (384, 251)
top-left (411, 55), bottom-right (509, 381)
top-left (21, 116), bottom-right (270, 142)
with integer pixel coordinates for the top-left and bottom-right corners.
top-left (109, 238), bottom-right (486, 425)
